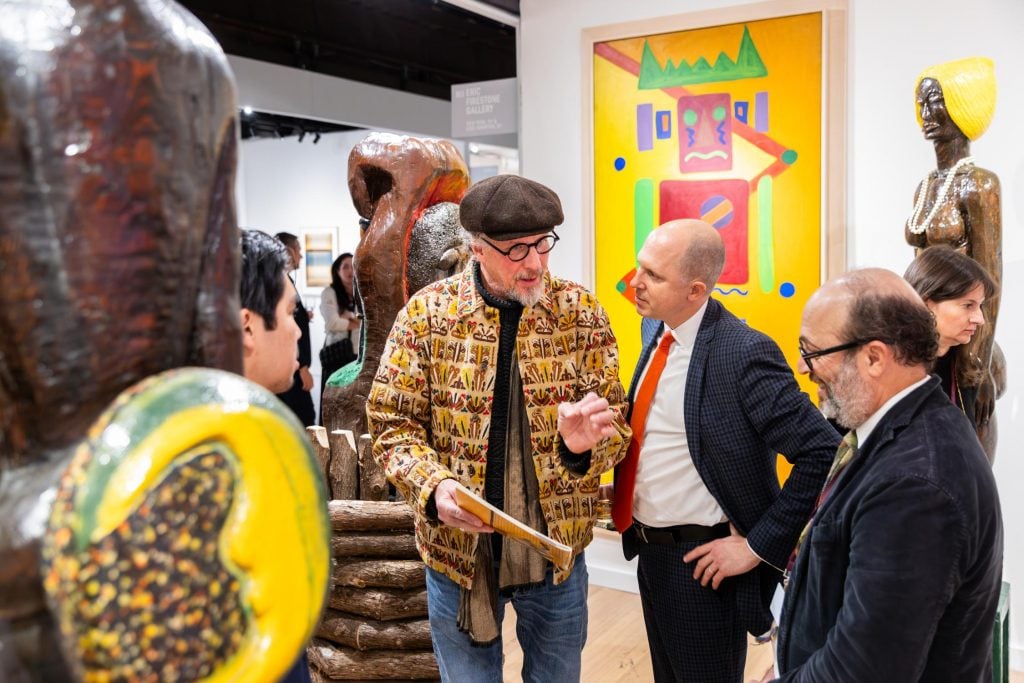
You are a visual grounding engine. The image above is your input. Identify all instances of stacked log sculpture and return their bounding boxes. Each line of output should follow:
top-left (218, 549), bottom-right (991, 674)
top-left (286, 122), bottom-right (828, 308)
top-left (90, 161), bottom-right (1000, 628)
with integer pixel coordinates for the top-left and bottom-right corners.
top-left (308, 427), bottom-right (439, 681)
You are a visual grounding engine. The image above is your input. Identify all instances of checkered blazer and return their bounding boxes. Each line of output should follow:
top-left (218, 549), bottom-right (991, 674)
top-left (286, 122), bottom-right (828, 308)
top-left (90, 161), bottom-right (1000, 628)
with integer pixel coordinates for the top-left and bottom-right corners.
top-left (628, 299), bottom-right (837, 634)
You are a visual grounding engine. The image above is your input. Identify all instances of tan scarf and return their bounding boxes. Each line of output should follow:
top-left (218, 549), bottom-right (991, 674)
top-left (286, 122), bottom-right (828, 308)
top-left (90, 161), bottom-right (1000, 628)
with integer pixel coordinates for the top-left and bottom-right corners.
top-left (457, 362), bottom-right (547, 643)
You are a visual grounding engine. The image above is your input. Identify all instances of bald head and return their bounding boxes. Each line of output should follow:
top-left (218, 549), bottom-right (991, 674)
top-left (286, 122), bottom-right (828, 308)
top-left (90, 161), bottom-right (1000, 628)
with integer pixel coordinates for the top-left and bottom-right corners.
top-left (652, 219), bottom-right (725, 290)
top-left (808, 269), bottom-right (920, 320)
top-left (805, 268), bottom-right (937, 369)
top-left (632, 219), bottom-right (726, 327)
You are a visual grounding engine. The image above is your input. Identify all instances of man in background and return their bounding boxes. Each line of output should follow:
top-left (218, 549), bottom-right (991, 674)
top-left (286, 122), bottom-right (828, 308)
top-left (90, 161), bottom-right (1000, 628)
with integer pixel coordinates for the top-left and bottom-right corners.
top-left (773, 269), bottom-right (1002, 681)
top-left (239, 229), bottom-right (312, 683)
top-left (274, 232), bottom-right (316, 426)
top-left (615, 219), bottom-right (836, 682)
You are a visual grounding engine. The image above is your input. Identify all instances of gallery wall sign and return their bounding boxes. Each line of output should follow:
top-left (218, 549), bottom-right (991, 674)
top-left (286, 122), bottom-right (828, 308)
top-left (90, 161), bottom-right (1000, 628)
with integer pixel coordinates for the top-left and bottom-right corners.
top-left (584, 0), bottom-right (847, 395)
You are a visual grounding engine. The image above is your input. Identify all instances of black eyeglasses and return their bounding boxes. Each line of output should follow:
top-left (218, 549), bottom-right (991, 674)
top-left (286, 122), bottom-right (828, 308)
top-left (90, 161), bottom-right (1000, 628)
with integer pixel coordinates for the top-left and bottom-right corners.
top-left (479, 232), bottom-right (559, 262)
top-left (798, 339), bottom-right (871, 372)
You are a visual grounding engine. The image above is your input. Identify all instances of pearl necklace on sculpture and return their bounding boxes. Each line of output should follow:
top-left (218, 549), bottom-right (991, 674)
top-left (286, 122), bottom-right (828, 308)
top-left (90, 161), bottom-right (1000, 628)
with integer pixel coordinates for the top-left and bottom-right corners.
top-left (907, 156), bottom-right (975, 235)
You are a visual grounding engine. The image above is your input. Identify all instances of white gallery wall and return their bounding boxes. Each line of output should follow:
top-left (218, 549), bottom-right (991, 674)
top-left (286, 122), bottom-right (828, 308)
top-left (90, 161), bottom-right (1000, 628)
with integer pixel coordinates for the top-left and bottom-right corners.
top-left (237, 130), bottom-right (469, 413)
top-left (237, 129), bottom-right (371, 412)
top-left (238, 129), bottom-right (369, 245)
top-left (519, 0), bottom-right (1024, 666)
top-left (231, 55), bottom-right (457, 412)
top-left (231, 62), bottom-right (470, 413)
top-left (228, 55), bottom-right (453, 139)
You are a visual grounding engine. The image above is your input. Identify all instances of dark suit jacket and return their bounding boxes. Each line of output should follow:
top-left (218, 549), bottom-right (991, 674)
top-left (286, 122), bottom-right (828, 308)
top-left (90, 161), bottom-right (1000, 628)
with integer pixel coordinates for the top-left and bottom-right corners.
top-left (294, 283), bottom-right (312, 370)
top-left (276, 277), bottom-right (315, 426)
top-left (624, 299), bottom-right (836, 634)
top-left (776, 377), bottom-right (1003, 682)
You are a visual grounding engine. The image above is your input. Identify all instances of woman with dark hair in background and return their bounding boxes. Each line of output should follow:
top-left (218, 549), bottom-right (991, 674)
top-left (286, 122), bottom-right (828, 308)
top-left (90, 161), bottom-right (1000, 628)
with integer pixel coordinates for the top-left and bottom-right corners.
top-left (319, 252), bottom-right (360, 422)
top-left (905, 245), bottom-right (997, 432)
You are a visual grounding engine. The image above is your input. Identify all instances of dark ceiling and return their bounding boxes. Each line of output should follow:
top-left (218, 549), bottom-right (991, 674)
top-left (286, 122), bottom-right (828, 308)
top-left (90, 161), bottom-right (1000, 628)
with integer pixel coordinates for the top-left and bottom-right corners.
top-left (177, 0), bottom-right (519, 102)
top-left (238, 110), bottom-right (361, 141)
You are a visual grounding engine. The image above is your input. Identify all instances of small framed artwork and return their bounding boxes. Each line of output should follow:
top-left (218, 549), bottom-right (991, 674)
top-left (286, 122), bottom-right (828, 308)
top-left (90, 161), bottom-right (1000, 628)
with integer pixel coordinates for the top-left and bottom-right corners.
top-left (299, 228), bottom-right (337, 295)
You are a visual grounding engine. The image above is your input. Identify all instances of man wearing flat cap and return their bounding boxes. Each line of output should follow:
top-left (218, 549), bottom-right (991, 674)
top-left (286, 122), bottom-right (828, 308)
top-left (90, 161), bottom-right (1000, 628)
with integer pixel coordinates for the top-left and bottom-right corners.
top-left (368, 175), bottom-right (631, 681)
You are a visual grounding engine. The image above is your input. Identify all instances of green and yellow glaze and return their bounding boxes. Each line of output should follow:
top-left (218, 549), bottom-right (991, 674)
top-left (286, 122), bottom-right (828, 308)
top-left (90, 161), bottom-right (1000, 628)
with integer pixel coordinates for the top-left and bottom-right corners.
top-left (43, 368), bottom-right (330, 682)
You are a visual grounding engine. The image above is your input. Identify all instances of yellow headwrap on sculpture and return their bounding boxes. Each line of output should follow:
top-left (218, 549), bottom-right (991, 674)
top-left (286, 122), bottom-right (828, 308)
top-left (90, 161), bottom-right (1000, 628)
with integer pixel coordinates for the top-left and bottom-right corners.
top-left (916, 57), bottom-right (996, 141)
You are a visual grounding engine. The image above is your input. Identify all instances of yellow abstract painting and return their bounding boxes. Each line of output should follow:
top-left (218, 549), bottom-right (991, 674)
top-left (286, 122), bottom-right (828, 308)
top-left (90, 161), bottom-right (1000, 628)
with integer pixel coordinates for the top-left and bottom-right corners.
top-left (592, 11), bottom-right (836, 480)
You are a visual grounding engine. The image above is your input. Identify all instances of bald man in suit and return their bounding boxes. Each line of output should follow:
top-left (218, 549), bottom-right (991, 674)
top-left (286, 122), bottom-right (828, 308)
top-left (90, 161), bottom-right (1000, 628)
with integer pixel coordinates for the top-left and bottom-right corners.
top-left (613, 219), bottom-right (837, 682)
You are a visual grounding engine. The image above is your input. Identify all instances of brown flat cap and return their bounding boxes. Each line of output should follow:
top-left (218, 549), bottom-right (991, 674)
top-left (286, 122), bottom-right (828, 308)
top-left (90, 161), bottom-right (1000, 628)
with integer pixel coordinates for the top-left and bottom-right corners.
top-left (459, 174), bottom-right (563, 240)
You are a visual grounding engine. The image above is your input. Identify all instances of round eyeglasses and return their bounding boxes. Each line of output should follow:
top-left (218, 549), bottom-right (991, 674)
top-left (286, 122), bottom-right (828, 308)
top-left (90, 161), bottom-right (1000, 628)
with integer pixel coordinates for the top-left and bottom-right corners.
top-left (480, 232), bottom-right (559, 262)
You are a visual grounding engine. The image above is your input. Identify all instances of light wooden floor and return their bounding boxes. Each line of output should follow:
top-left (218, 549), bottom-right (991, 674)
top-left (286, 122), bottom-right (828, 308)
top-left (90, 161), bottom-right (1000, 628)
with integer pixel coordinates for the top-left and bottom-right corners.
top-left (502, 585), bottom-right (772, 682)
top-left (502, 585), bottom-right (1021, 683)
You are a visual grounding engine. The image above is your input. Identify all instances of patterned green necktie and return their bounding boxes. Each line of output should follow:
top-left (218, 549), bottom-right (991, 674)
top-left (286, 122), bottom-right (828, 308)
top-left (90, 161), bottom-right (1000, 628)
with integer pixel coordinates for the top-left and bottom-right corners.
top-left (786, 430), bottom-right (858, 580)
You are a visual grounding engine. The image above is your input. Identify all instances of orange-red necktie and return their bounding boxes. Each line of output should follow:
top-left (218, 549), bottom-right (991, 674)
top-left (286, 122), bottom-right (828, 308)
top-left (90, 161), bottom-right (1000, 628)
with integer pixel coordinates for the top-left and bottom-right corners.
top-left (612, 333), bottom-right (674, 531)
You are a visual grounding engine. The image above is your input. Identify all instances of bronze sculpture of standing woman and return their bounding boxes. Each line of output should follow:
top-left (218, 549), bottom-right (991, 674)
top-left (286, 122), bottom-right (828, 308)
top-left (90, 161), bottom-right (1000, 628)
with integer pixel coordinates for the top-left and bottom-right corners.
top-left (905, 56), bottom-right (1003, 461)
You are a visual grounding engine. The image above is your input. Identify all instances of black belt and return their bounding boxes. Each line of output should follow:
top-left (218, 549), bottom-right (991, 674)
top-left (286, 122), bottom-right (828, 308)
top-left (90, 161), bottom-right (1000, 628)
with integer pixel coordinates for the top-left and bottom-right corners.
top-left (631, 520), bottom-right (730, 545)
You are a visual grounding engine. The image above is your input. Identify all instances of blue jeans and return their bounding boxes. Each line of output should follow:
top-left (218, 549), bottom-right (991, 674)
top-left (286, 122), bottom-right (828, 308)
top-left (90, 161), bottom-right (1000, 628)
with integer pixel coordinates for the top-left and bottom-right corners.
top-left (425, 555), bottom-right (589, 683)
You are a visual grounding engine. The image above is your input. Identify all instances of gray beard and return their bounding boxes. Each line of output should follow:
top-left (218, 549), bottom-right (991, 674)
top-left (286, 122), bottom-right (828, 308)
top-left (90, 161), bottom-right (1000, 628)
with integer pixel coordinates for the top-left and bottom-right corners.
top-left (509, 287), bottom-right (543, 308)
top-left (820, 359), bottom-right (874, 430)
top-left (498, 281), bottom-right (544, 308)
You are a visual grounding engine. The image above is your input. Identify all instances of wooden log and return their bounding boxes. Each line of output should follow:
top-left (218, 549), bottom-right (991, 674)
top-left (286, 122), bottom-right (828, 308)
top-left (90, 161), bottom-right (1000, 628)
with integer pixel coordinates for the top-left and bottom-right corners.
top-left (311, 669), bottom-right (428, 683)
top-left (308, 426), bottom-right (332, 495)
top-left (358, 433), bottom-right (387, 501)
top-left (310, 670), bottom-right (436, 683)
top-left (331, 532), bottom-right (418, 559)
top-left (329, 429), bottom-right (359, 500)
top-left (308, 639), bottom-right (439, 680)
top-left (328, 585), bottom-right (428, 621)
top-left (315, 610), bottom-right (432, 651)
top-left (333, 559), bottom-right (425, 589)
top-left (329, 500), bottom-right (414, 532)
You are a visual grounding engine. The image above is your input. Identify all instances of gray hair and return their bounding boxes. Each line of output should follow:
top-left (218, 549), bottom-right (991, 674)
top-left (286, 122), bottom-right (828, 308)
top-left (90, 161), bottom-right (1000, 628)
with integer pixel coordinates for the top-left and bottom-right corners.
top-left (836, 269), bottom-right (937, 367)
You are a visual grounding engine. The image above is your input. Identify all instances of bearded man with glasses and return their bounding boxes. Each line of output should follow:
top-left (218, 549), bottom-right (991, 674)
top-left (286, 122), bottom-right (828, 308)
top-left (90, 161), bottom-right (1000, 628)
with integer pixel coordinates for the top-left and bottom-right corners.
top-left (770, 268), bottom-right (1003, 682)
top-left (797, 337), bottom-right (882, 430)
top-left (368, 174), bottom-right (631, 682)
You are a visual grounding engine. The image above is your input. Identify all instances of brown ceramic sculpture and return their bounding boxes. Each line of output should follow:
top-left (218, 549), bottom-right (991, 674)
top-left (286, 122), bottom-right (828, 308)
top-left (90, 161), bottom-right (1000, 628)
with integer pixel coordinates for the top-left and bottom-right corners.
top-left (905, 57), bottom-right (1004, 461)
top-left (0, 0), bottom-right (239, 677)
top-left (322, 133), bottom-right (471, 440)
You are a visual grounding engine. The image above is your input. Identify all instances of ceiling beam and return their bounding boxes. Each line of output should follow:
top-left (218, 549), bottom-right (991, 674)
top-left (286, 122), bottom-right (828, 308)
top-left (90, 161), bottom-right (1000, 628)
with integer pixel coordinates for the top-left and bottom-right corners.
top-left (437, 0), bottom-right (519, 28)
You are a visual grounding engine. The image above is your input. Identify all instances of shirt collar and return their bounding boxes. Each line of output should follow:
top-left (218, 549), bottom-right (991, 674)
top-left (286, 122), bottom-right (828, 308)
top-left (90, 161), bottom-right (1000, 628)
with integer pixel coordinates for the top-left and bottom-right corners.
top-left (663, 300), bottom-right (708, 350)
top-left (855, 375), bottom-right (930, 446)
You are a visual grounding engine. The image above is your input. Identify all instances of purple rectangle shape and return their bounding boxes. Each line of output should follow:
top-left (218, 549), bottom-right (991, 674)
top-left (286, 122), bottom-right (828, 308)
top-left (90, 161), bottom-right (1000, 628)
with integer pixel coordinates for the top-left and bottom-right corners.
top-left (754, 92), bottom-right (769, 132)
top-left (636, 103), bottom-right (653, 151)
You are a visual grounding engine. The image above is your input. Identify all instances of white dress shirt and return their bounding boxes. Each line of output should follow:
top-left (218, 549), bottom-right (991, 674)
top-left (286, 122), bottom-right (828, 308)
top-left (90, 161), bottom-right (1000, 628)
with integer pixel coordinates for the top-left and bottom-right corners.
top-left (633, 302), bottom-right (728, 527)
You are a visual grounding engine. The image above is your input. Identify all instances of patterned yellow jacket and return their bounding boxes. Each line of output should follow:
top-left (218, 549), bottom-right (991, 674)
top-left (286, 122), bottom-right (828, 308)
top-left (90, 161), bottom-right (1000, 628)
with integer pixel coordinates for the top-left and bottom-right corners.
top-left (367, 266), bottom-right (631, 587)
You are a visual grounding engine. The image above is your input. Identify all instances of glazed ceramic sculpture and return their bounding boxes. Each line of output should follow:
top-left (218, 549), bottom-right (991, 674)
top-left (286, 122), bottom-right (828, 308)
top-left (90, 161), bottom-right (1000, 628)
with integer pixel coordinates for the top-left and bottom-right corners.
top-left (905, 56), bottom-right (1004, 461)
top-left (0, 1), bottom-right (328, 679)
